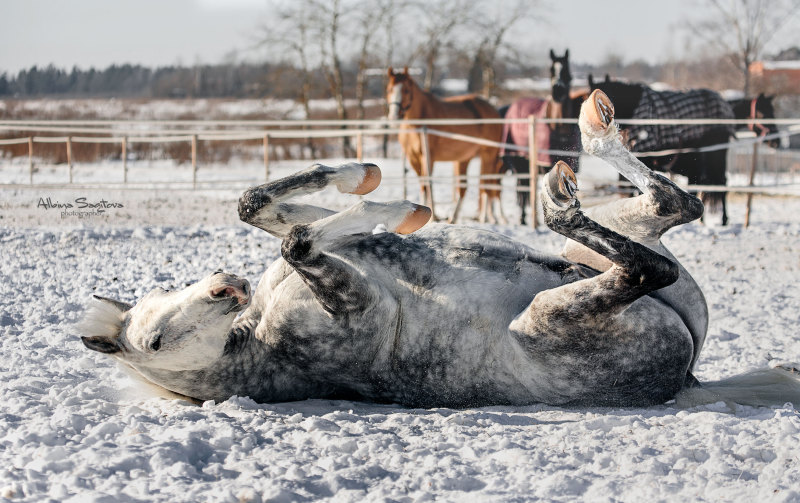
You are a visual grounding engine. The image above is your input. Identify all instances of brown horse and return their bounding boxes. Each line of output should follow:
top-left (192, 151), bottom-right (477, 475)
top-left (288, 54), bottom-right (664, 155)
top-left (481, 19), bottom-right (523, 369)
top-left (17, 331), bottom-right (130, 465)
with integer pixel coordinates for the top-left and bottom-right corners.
top-left (386, 67), bottom-right (505, 223)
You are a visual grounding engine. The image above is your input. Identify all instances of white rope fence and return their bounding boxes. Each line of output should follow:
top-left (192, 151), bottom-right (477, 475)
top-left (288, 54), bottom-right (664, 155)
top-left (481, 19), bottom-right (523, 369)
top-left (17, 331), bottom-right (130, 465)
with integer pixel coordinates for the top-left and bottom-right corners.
top-left (2, 116), bottom-right (800, 227)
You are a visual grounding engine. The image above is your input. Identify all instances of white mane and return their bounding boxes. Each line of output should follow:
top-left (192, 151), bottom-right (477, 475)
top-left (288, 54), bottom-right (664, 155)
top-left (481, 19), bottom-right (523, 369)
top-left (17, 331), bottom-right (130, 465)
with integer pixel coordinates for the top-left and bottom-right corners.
top-left (77, 298), bottom-right (126, 339)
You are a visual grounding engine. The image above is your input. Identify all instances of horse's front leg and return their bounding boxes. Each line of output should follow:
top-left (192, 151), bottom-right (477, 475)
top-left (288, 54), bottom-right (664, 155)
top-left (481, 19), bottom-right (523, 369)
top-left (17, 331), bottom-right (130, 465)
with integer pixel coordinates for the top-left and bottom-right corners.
top-left (238, 162), bottom-right (381, 239)
top-left (282, 199), bottom-right (431, 319)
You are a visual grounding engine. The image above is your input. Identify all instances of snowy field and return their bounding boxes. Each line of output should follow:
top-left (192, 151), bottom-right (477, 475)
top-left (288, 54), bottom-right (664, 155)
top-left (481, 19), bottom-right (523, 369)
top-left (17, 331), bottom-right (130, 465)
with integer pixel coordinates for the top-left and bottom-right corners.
top-left (2, 155), bottom-right (800, 502)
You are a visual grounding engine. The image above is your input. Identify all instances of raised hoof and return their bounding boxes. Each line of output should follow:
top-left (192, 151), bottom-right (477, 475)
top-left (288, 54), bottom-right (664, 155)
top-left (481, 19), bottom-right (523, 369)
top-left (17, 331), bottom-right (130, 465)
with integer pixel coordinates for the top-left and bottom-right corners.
top-left (580, 89), bottom-right (615, 137)
top-left (396, 204), bottom-right (432, 234)
top-left (545, 161), bottom-right (579, 208)
top-left (349, 164), bottom-right (382, 195)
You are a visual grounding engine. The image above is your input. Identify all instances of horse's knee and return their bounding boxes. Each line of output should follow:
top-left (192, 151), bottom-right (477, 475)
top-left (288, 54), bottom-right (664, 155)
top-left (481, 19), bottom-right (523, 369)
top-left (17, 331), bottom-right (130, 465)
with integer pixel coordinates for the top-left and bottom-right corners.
top-left (281, 224), bottom-right (313, 264)
top-left (623, 253), bottom-right (680, 291)
top-left (238, 186), bottom-right (272, 223)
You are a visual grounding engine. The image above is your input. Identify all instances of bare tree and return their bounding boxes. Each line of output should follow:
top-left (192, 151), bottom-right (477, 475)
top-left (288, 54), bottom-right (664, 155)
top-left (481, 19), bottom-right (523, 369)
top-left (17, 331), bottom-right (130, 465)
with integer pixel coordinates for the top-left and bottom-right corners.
top-left (685, 0), bottom-right (800, 94)
top-left (257, 0), bottom-right (322, 156)
top-left (407, 0), bottom-right (474, 90)
top-left (352, 0), bottom-right (403, 120)
top-left (465, 0), bottom-right (542, 98)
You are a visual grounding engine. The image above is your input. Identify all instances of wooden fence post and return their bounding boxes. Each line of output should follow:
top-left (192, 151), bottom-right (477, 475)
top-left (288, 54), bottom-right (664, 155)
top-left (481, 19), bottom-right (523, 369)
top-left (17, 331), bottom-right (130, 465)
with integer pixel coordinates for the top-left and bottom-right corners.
top-left (528, 115), bottom-right (538, 228)
top-left (744, 142), bottom-right (759, 228)
top-left (191, 135), bottom-right (198, 189)
top-left (28, 137), bottom-right (33, 184)
top-left (420, 126), bottom-right (436, 217)
top-left (356, 131), bottom-right (363, 162)
top-left (122, 137), bottom-right (128, 183)
top-left (263, 134), bottom-right (270, 182)
top-left (66, 136), bottom-right (73, 184)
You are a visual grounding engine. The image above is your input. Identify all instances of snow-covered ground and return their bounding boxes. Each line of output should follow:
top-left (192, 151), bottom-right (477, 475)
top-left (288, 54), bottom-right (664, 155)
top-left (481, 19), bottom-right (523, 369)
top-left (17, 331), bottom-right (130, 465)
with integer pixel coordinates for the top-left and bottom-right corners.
top-left (2, 155), bottom-right (800, 502)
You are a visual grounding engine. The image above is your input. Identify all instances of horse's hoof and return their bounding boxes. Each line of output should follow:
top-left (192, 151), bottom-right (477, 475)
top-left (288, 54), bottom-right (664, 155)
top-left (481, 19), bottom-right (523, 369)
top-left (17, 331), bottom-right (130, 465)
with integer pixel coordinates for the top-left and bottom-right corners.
top-left (350, 164), bottom-right (382, 195)
top-left (580, 89), bottom-right (615, 137)
top-left (545, 161), bottom-right (578, 208)
top-left (396, 204), bottom-right (432, 234)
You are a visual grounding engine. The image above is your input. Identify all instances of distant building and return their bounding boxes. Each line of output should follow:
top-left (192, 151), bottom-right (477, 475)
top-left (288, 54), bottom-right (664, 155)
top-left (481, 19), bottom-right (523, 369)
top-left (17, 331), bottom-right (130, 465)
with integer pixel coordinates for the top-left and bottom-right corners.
top-left (749, 60), bottom-right (800, 95)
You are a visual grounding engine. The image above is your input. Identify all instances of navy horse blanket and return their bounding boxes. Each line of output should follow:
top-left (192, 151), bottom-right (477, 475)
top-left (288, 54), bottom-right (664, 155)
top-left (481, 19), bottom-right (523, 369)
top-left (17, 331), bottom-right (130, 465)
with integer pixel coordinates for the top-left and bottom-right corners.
top-left (628, 87), bottom-right (735, 152)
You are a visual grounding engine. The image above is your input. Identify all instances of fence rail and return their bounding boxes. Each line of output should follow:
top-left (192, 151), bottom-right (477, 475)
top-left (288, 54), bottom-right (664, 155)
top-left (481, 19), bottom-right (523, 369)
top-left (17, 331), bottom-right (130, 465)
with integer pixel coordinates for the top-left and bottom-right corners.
top-left (2, 116), bottom-right (800, 227)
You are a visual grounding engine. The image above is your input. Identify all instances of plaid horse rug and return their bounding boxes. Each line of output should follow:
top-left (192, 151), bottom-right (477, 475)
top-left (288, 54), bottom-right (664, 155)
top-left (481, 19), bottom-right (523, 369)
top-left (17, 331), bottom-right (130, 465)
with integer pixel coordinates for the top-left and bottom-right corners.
top-left (629, 87), bottom-right (735, 152)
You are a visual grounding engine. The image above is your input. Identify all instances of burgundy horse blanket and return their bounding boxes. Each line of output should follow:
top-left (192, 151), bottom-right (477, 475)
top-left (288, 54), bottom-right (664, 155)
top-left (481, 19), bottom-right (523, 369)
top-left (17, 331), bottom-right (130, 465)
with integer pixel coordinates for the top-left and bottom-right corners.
top-left (501, 97), bottom-right (554, 166)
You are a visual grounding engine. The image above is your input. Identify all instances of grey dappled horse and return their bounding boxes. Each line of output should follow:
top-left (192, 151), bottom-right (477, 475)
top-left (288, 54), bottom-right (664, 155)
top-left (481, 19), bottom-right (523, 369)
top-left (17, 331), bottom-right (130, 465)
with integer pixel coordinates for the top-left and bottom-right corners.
top-left (81, 91), bottom-right (800, 409)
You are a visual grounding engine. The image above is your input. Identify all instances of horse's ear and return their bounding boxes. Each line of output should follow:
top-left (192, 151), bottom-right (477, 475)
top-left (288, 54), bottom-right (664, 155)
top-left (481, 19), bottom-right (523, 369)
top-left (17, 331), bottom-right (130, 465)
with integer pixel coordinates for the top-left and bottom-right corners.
top-left (604, 74), bottom-right (610, 83)
top-left (564, 49), bottom-right (569, 59)
top-left (549, 49), bottom-right (556, 60)
top-left (403, 66), bottom-right (409, 75)
top-left (387, 66), bottom-right (394, 77)
top-left (92, 295), bottom-right (133, 313)
top-left (588, 74), bottom-right (595, 88)
top-left (81, 335), bottom-right (122, 354)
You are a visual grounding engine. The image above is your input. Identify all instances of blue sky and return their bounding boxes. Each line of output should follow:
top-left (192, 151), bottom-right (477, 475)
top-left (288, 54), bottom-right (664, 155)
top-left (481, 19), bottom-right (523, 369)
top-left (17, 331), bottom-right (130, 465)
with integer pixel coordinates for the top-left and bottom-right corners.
top-left (0, 0), bottom-right (795, 74)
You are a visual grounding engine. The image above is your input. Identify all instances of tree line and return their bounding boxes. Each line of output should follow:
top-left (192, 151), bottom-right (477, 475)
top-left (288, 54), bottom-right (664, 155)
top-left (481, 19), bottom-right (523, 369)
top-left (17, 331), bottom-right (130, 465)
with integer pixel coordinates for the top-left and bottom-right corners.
top-left (0, 62), bottom-right (324, 100)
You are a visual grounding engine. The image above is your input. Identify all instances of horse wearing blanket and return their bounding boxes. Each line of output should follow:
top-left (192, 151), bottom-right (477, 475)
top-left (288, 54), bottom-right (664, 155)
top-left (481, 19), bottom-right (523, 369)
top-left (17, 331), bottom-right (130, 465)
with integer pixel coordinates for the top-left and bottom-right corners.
top-left (81, 90), bottom-right (800, 409)
top-left (588, 77), bottom-right (736, 225)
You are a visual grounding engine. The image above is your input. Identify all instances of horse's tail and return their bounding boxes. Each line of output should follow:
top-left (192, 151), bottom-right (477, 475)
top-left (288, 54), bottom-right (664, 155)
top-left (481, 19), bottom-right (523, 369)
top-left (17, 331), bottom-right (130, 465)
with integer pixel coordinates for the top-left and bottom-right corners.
top-left (675, 367), bottom-right (800, 409)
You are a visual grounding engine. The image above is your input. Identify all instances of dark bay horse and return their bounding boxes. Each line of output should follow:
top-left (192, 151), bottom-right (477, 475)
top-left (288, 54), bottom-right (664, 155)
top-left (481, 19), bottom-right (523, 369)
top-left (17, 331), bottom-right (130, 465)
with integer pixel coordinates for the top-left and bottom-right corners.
top-left (386, 67), bottom-right (505, 224)
top-left (728, 93), bottom-right (780, 148)
top-left (588, 76), bottom-right (736, 225)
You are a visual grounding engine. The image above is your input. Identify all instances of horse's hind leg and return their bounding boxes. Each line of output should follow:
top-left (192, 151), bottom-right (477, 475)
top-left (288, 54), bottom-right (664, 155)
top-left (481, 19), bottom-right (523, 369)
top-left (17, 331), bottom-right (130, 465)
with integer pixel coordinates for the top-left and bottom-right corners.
top-left (508, 159), bottom-right (691, 405)
top-left (572, 90), bottom-right (704, 246)
top-left (238, 162), bottom-right (381, 238)
top-left (560, 90), bottom-right (708, 370)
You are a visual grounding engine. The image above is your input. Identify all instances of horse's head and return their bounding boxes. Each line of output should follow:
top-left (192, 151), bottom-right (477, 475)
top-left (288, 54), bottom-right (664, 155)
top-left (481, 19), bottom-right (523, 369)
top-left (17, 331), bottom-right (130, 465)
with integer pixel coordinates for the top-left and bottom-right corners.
top-left (80, 271), bottom-right (251, 371)
top-left (549, 49), bottom-right (572, 104)
top-left (386, 66), bottom-right (414, 120)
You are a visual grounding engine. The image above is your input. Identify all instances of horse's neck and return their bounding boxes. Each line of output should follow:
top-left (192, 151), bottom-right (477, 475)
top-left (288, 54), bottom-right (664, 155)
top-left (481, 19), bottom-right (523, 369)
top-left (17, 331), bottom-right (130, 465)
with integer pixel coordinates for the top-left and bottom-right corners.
top-left (730, 100), bottom-right (748, 120)
top-left (135, 322), bottom-right (278, 402)
top-left (405, 84), bottom-right (437, 119)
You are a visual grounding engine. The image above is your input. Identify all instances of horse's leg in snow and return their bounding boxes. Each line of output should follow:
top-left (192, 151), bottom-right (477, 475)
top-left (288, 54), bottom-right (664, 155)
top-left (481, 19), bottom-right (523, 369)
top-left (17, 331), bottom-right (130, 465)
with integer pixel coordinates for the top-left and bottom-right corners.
top-left (281, 199), bottom-right (430, 318)
top-left (448, 160), bottom-right (468, 223)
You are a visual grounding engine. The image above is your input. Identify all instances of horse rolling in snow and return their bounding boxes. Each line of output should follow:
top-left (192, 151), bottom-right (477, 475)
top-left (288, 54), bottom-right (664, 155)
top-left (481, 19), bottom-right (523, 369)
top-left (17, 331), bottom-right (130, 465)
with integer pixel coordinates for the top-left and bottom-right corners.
top-left (588, 75), bottom-right (736, 225)
top-left (81, 90), bottom-right (800, 409)
top-left (386, 67), bottom-right (505, 224)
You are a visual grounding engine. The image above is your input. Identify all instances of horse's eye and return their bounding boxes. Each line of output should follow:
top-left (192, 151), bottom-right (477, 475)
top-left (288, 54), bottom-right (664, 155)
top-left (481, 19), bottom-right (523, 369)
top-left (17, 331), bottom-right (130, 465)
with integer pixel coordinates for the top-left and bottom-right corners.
top-left (150, 336), bottom-right (162, 352)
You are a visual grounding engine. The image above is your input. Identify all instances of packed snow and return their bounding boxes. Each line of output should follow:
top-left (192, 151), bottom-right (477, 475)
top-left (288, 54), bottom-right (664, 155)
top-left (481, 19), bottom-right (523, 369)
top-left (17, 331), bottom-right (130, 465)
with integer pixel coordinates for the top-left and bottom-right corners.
top-left (1, 155), bottom-right (800, 502)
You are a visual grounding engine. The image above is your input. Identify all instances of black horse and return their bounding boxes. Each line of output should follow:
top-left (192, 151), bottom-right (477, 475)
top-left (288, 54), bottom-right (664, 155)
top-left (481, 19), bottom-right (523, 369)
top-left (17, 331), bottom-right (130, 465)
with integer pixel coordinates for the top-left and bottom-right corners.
top-left (499, 49), bottom-right (584, 225)
top-left (588, 76), bottom-right (736, 225)
top-left (547, 49), bottom-right (583, 171)
top-left (727, 93), bottom-right (780, 148)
